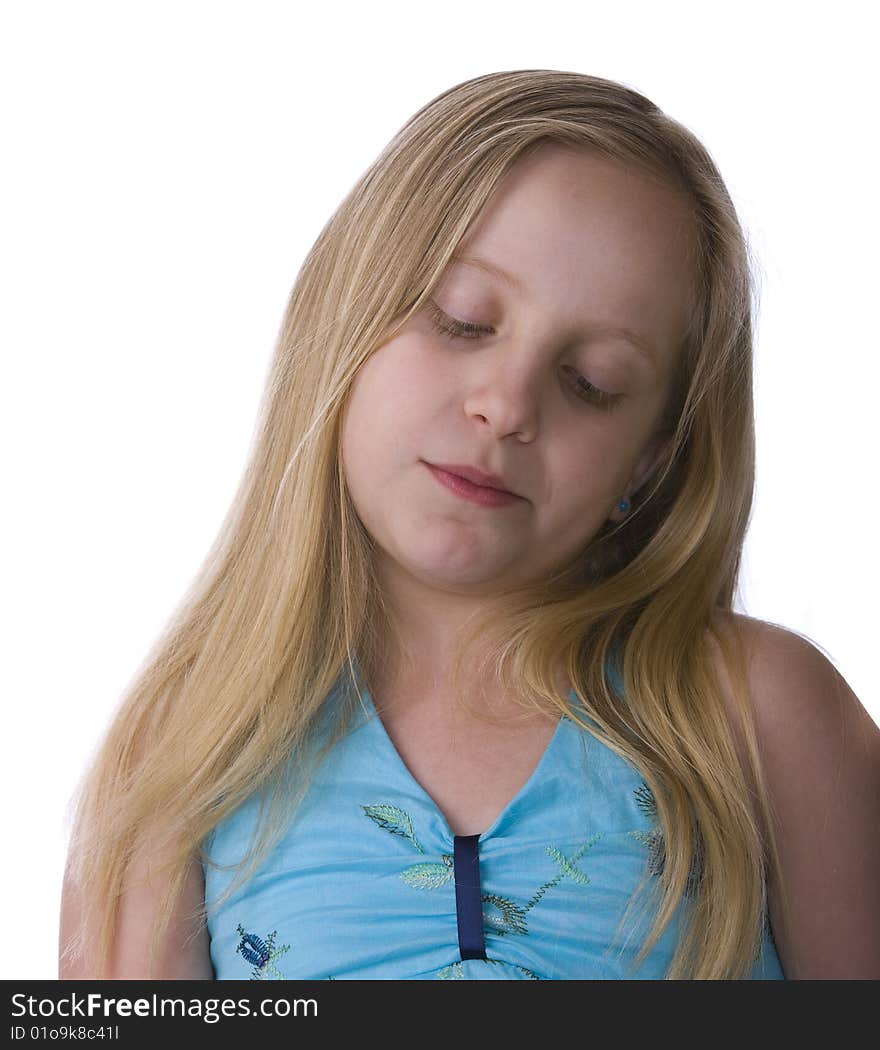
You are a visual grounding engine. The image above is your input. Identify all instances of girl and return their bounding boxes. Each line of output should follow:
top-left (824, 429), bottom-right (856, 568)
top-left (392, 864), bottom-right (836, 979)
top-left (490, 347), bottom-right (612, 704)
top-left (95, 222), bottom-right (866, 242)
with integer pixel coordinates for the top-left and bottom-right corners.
top-left (59, 69), bottom-right (879, 981)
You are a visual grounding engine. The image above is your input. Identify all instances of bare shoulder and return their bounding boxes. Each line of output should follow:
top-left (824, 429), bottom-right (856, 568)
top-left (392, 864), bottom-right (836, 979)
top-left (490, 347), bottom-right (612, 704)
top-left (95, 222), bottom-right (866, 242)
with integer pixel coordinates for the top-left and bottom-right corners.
top-left (59, 831), bottom-right (214, 980)
top-left (709, 611), bottom-right (878, 758)
top-left (708, 610), bottom-right (880, 978)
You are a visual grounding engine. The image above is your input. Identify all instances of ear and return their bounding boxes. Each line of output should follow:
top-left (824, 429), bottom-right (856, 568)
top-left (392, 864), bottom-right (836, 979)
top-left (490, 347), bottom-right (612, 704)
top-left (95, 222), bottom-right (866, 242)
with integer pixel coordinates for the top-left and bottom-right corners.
top-left (608, 431), bottom-right (673, 522)
top-left (633, 431), bottom-right (674, 493)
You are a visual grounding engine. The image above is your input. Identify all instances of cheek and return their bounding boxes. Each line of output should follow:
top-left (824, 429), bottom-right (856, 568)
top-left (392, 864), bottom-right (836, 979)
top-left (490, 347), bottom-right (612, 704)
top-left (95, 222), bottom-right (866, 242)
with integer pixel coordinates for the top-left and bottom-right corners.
top-left (368, 336), bottom-right (450, 430)
top-left (551, 428), bottom-right (627, 499)
top-left (539, 432), bottom-right (636, 548)
top-left (341, 339), bottom-right (434, 479)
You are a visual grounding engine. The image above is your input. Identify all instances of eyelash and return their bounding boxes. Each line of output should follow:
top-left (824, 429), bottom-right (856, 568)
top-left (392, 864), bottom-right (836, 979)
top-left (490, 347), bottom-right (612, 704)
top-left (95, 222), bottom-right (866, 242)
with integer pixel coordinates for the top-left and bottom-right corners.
top-left (425, 301), bottom-right (623, 412)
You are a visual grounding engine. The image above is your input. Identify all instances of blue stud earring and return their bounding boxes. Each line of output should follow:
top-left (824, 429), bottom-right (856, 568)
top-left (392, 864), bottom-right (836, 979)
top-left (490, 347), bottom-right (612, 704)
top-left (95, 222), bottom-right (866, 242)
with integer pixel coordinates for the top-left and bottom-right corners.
top-left (618, 498), bottom-right (630, 513)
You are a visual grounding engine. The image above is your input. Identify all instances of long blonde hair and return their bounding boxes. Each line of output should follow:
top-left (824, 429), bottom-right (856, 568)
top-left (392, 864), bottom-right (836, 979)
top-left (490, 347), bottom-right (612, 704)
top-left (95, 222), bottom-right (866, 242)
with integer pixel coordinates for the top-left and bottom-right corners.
top-left (62, 69), bottom-right (792, 980)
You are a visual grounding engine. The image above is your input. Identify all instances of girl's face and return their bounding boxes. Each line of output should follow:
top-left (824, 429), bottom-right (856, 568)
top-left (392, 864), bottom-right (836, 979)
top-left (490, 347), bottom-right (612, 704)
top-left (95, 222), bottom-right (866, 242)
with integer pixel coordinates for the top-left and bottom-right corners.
top-left (341, 144), bottom-right (697, 596)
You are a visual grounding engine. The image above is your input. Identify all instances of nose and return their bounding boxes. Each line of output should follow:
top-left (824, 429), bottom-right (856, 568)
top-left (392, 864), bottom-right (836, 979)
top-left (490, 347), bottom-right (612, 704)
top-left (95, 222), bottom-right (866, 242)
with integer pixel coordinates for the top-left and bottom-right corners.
top-left (461, 351), bottom-right (544, 442)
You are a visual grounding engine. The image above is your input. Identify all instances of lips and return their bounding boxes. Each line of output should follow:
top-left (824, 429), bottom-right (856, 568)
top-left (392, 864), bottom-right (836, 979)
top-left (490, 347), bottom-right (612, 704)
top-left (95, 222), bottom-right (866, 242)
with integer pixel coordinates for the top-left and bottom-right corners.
top-left (426, 462), bottom-right (518, 496)
top-left (425, 463), bottom-right (522, 508)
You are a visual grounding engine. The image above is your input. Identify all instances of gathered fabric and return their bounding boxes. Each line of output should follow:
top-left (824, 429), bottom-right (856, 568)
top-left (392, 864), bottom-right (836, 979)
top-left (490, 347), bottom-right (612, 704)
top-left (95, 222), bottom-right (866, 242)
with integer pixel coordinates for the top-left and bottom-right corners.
top-left (203, 673), bottom-right (785, 981)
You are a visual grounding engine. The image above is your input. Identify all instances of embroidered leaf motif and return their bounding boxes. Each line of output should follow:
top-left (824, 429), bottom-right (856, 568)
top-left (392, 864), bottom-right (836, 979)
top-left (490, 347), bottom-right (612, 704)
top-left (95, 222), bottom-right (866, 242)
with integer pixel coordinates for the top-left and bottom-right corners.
top-left (234, 923), bottom-right (291, 981)
top-left (525, 833), bottom-right (604, 910)
top-left (547, 845), bottom-right (592, 885)
top-left (400, 857), bottom-right (454, 889)
top-left (629, 826), bottom-right (664, 876)
top-left (629, 827), bottom-right (657, 849)
top-left (516, 964), bottom-right (542, 980)
top-left (362, 803), bottom-right (424, 853)
top-left (633, 781), bottom-right (657, 820)
top-left (481, 893), bottom-right (529, 936)
top-left (484, 958), bottom-right (543, 980)
top-left (631, 781), bottom-right (703, 898)
top-left (436, 958), bottom-right (543, 980)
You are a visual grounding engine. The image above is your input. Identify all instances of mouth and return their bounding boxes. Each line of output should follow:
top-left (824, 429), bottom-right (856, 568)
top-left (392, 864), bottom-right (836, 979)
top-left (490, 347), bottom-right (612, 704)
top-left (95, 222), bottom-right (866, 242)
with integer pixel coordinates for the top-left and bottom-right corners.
top-left (423, 462), bottom-right (524, 508)
top-left (424, 461), bottom-right (519, 496)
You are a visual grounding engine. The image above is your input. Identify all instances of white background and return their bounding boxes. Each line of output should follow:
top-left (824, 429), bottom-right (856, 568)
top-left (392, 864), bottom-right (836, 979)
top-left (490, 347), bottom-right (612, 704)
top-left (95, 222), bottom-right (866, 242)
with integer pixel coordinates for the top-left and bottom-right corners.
top-left (2, 1), bottom-right (876, 980)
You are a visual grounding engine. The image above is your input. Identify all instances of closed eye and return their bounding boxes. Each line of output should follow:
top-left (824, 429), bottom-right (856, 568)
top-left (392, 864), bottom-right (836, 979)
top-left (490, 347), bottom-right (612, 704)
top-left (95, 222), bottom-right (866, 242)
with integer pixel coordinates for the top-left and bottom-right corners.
top-left (425, 299), bottom-right (624, 412)
top-left (426, 299), bottom-right (489, 340)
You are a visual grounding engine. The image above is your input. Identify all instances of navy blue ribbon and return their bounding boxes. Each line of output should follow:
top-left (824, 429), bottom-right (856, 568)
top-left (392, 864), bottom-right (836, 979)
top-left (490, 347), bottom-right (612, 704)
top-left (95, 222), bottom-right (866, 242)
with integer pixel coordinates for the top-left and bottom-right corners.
top-left (453, 834), bottom-right (487, 961)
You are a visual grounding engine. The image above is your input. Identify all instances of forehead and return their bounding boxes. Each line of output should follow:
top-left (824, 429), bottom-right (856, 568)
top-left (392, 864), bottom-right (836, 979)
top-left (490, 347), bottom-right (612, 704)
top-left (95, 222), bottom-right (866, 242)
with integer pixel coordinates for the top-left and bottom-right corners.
top-left (447, 145), bottom-right (698, 365)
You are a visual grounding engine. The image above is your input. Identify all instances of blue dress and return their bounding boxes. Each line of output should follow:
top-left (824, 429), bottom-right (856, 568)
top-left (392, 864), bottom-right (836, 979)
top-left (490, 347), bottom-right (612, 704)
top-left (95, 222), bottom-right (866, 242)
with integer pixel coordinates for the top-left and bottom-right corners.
top-left (203, 671), bottom-right (785, 980)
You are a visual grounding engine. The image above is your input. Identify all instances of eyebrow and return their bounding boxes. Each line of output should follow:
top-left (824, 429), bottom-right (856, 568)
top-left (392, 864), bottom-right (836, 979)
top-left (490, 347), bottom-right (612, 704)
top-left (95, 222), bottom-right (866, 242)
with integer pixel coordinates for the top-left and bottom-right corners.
top-left (449, 252), bottom-right (658, 366)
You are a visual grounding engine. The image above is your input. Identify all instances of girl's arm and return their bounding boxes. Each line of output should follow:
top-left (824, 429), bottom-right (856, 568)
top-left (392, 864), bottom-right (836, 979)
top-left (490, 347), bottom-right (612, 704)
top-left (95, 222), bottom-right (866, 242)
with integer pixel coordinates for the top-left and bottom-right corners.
top-left (58, 831), bottom-right (214, 980)
top-left (728, 617), bottom-right (880, 979)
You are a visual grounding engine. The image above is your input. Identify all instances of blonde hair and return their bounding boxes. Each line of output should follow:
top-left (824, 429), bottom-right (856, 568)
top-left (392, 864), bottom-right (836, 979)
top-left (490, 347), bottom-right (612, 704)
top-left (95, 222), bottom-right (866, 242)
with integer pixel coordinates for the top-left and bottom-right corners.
top-left (62, 69), bottom-right (793, 980)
